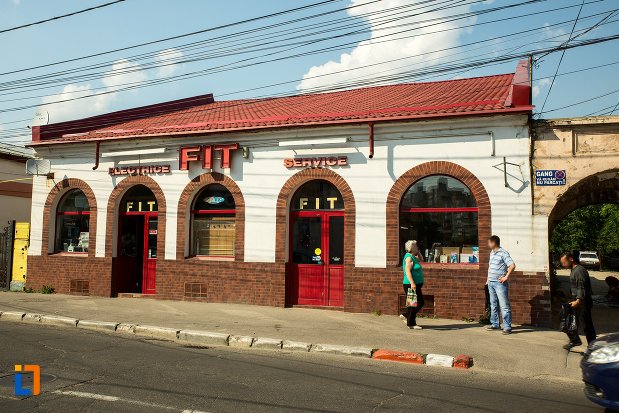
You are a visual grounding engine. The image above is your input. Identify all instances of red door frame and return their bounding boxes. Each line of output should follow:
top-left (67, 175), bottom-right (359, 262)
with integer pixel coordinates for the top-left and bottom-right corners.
top-left (289, 210), bottom-right (344, 307)
top-left (118, 211), bottom-right (158, 294)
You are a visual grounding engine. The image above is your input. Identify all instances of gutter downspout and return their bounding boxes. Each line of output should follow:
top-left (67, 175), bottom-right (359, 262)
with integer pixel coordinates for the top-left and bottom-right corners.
top-left (93, 141), bottom-right (100, 170)
top-left (368, 122), bottom-right (374, 159)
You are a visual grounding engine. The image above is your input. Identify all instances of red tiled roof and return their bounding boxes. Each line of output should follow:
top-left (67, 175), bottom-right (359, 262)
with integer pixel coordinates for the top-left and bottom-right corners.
top-left (32, 67), bottom-right (532, 145)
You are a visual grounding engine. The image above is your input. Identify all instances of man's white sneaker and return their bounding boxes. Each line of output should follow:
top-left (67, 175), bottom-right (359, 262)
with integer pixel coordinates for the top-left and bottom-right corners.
top-left (412, 325), bottom-right (423, 330)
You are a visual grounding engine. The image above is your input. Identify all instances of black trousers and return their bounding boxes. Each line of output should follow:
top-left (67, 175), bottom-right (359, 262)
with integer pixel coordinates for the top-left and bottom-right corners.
top-left (403, 284), bottom-right (424, 327)
top-left (567, 305), bottom-right (597, 344)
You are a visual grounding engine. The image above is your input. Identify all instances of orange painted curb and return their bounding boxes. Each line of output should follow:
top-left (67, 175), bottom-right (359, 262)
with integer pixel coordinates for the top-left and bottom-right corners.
top-left (372, 349), bottom-right (425, 364)
top-left (453, 354), bottom-right (473, 369)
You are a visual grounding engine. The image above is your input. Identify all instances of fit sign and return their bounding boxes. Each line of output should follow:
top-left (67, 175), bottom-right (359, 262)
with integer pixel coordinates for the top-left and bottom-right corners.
top-left (179, 144), bottom-right (240, 170)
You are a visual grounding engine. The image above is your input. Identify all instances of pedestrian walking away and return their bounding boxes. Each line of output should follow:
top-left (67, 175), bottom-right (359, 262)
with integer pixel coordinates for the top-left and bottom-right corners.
top-left (402, 240), bottom-right (425, 329)
top-left (560, 251), bottom-right (597, 350)
top-left (486, 235), bottom-right (516, 335)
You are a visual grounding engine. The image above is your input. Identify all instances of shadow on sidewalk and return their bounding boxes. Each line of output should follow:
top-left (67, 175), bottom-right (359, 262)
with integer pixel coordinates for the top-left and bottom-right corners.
top-left (423, 323), bottom-right (482, 331)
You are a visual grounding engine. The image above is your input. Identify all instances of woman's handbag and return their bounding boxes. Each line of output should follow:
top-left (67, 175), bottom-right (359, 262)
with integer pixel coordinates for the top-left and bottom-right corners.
top-left (405, 287), bottom-right (418, 308)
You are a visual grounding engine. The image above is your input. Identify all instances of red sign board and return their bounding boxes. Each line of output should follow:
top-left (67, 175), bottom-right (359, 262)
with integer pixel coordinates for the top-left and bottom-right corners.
top-left (179, 144), bottom-right (239, 170)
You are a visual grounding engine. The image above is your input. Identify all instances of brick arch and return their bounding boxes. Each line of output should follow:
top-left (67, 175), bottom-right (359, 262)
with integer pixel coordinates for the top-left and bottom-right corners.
top-left (105, 176), bottom-right (166, 258)
top-left (386, 161), bottom-right (491, 266)
top-left (176, 172), bottom-right (245, 260)
top-left (41, 178), bottom-right (97, 258)
top-left (275, 168), bottom-right (356, 265)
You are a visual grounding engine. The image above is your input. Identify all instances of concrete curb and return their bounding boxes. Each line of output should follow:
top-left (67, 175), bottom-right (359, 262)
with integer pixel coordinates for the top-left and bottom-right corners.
top-left (77, 320), bottom-right (119, 332)
top-left (40, 315), bottom-right (78, 327)
top-left (0, 308), bottom-right (473, 368)
top-left (1, 311), bottom-right (25, 321)
top-left (134, 325), bottom-right (179, 340)
top-left (371, 349), bottom-right (472, 369)
top-left (311, 344), bottom-right (373, 358)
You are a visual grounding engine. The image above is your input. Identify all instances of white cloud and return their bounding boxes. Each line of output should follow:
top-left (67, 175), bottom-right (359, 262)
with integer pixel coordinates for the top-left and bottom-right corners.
top-left (12, 0), bottom-right (21, 5)
top-left (39, 59), bottom-right (148, 123)
top-left (154, 48), bottom-right (184, 77)
top-left (102, 59), bottom-right (148, 91)
top-left (297, 0), bottom-right (475, 91)
top-left (541, 23), bottom-right (568, 43)
top-left (532, 78), bottom-right (551, 98)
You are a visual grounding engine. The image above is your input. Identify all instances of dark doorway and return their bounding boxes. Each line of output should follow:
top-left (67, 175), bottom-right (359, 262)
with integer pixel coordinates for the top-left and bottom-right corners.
top-left (114, 185), bottom-right (158, 295)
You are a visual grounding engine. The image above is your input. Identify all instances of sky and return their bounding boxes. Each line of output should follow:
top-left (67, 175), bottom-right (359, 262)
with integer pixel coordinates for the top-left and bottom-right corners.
top-left (0, 0), bottom-right (618, 145)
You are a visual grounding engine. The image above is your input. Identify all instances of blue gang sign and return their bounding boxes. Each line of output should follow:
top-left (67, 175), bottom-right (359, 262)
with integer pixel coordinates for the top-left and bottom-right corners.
top-left (535, 170), bottom-right (566, 186)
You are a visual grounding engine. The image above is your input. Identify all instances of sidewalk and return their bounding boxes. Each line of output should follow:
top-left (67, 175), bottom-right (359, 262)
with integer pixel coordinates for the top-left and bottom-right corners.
top-left (0, 291), bottom-right (585, 381)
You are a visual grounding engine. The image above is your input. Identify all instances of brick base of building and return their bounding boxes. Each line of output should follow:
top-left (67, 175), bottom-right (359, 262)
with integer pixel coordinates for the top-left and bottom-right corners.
top-left (26, 256), bottom-right (551, 327)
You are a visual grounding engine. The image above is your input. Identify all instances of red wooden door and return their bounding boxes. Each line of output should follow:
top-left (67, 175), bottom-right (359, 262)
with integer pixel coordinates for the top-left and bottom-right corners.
top-left (290, 211), bottom-right (344, 306)
top-left (142, 216), bottom-right (157, 294)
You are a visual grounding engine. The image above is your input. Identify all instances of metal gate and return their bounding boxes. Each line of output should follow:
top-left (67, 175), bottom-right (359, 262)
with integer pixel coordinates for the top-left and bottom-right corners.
top-left (0, 222), bottom-right (15, 291)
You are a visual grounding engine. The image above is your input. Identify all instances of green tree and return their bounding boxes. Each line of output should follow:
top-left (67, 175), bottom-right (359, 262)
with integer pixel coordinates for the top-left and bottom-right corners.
top-left (550, 205), bottom-right (604, 254)
top-left (597, 204), bottom-right (619, 256)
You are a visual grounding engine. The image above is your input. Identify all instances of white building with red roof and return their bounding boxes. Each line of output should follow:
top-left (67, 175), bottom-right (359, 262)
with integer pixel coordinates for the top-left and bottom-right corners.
top-left (25, 60), bottom-right (551, 325)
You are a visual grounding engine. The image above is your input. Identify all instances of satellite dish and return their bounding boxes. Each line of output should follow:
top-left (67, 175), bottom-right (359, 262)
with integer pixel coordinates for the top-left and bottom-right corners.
top-left (26, 159), bottom-right (51, 175)
top-left (32, 109), bottom-right (49, 126)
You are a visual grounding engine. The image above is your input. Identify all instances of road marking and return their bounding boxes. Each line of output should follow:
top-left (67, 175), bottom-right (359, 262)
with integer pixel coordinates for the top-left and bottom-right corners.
top-left (53, 390), bottom-right (119, 402)
top-left (52, 390), bottom-right (211, 412)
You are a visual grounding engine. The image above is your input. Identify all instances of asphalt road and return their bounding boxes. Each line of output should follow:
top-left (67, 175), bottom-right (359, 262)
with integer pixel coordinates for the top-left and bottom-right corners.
top-left (0, 323), bottom-right (600, 413)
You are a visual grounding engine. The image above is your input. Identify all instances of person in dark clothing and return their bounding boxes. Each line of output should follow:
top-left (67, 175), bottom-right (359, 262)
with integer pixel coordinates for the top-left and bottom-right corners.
top-left (560, 251), bottom-right (596, 349)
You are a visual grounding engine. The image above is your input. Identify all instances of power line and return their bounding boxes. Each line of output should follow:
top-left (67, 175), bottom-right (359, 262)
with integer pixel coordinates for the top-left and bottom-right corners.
top-left (537, 0), bottom-right (585, 116)
top-left (0, 0), bottom-right (343, 76)
top-left (0, 0), bottom-right (588, 108)
top-left (0, 0), bottom-right (127, 35)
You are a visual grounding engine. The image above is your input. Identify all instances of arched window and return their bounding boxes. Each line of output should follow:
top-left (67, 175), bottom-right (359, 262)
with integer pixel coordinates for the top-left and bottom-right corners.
top-left (399, 175), bottom-right (478, 264)
top-left (55, 189), bottom-right (90, 253)
top-left (191, 184), bottom-right (236, 257)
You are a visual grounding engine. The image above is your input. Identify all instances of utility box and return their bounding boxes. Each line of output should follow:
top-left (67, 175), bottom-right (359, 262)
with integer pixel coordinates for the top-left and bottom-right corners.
top-left (10, 222), bottom-right (29, 291)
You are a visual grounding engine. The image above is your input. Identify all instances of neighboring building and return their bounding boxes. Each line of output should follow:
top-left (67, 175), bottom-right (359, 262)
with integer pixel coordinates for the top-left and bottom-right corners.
top-left (532, 116), bottom-right (619, 274)
top-left (26, 60), bottom-right (553, 325)
top-left (0, 144), bottom-right (33, 292)
top-left (0, 144), bottom-right (33, 225)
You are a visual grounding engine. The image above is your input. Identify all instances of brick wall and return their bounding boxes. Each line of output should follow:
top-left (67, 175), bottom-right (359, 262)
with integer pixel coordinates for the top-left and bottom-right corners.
top-left (26, 167), bottom-right (551, 327)
top-left (27, 255), bottom-right (112, 296)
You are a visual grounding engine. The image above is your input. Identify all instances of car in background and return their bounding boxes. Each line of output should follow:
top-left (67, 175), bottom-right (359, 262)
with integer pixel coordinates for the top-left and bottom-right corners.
top-left (579, 251), bottom-right (602, 271)
top-left (581, 333), bottom-right (619, 411)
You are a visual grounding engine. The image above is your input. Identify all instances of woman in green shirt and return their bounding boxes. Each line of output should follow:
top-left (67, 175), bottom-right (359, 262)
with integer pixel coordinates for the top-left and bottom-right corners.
top-left (403, 240), bottom-right (425, 329)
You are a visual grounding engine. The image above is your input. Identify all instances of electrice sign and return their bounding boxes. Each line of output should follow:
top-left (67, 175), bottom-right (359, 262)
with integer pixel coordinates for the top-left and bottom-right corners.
top-left (535, 170), bottom-right (566, 186)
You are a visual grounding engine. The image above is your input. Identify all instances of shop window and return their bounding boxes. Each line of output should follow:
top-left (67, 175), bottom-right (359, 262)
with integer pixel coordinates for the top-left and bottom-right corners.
top-left (399, 175), bottom-right (478, 264)
top-left (55, 189), bottom-right (90, 253)
top-left (191, 184), bottom-right (235, 257)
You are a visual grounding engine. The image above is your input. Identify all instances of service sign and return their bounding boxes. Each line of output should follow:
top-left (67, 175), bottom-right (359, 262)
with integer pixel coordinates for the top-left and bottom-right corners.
top-left (535, 170), bottom-right (566, 186)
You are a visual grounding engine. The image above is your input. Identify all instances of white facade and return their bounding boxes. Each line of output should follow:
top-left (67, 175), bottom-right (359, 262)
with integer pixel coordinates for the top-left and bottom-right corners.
top-left (29, 114), bottom-right (548, 273)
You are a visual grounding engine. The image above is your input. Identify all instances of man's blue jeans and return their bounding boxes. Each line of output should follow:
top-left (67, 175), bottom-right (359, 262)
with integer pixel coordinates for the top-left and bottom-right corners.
top-left (488, 280), bottom-right (512, 331)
